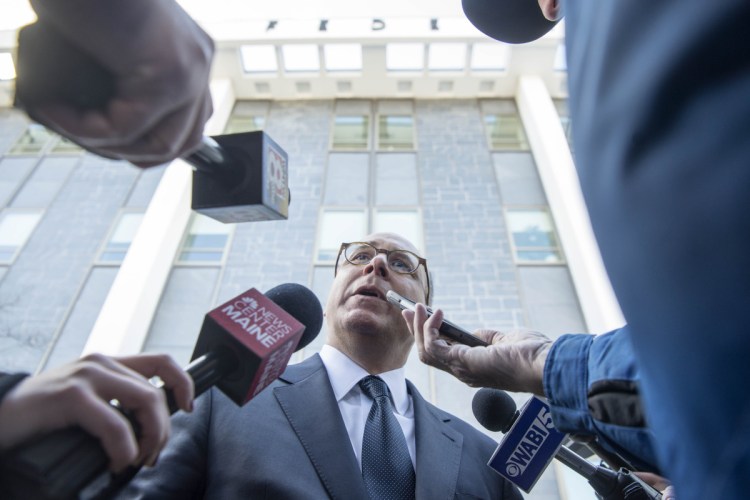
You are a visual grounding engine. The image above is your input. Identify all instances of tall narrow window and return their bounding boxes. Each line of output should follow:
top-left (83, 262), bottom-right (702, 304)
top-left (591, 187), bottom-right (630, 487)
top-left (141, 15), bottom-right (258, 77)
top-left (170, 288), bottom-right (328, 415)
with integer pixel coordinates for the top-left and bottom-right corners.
top-left (317, 210), bottom-right (367, 262)
top-left (224, 101), bottom-right (269, 134)
top-left (177, 214), bottom-right (233, 264)
top-left (0, 210), bottom-right (43, 263)
top-left (506, 208), bottom-right (564, 263)
top-left (332, 116), bottom-right (369, 150)
top-left (377, 116), bottom-right (414, 151)
top-left (97, 212), bottom-right (144, 263)
top-left (482, 100), bottom-right (529, 151)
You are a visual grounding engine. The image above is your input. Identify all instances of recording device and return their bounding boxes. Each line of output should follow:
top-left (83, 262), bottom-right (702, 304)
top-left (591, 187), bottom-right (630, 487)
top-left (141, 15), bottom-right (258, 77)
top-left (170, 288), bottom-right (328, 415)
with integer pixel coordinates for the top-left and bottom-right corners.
top-left (472, 389), bottom-right (662, 499)
top-left (386, 290), bottom-right (488, 347)
top-left (14, 22), bottom-right (289, 224)
top-left (0, 283), bottom-right (323, 500)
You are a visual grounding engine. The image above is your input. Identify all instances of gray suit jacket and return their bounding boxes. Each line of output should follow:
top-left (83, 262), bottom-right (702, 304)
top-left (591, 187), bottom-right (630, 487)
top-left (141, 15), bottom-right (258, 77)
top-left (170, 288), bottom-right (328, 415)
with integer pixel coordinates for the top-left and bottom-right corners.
top-left (121, 355), bottom-right (520, 499)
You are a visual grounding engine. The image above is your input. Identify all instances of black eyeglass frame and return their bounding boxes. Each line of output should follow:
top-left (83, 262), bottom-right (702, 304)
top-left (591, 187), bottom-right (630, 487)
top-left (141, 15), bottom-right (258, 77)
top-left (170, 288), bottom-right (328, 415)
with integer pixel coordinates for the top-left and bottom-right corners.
top-left (334, 241), bottom-right (431, 305)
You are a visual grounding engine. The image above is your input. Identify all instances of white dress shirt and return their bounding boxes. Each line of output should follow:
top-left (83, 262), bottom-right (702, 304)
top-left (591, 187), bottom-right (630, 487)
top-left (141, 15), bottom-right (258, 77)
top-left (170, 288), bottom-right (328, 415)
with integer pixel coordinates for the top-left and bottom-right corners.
top-left (319, 344), bottom-right (416, 469)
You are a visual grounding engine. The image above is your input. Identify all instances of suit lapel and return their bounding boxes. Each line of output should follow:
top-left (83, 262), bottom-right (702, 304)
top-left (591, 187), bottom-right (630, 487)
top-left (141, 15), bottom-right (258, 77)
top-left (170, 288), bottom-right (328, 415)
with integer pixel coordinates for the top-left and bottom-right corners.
top-left (274, 355), bottom-right (368, 500)
top-left (409, 381), bottom-right (464, 500)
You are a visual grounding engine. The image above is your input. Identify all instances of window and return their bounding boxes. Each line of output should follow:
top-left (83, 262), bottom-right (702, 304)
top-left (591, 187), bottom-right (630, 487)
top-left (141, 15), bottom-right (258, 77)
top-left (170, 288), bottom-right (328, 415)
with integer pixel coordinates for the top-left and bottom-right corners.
top-left (554, 99), bottom-right (574, 150)
top-left (470, 43), bottom-right (509, 71)
top-left (224, 116), bottom-right (265, 134)
top-left (8, 124), bottom-right (55, 155)
top-left (377, 115), bottom-right (414, 150)
top-left (482, 100), bottom-right (529, 151)
top-left (225, 101), bottom-right (269, 134)
top-left (373, 210), bottom-right (422, 249)
top-left (506, 208), bottom-right (564, 263)
top-left (97, 212), bottom-right (144, 263)
top-left (176, 214), bottom-right (233, 264)
top-left (282, 45), bottom-right (320, 72)
top-left (428, 43), bottom-right (466, 71)
top-left (386, 44), bottom-right (424, 71)
top-left (324, 44), bottom-right (362, 72)
top-left (50, 137), bottom-right (83, 155)
top-left (0, 210), bottom-right (43, 263)
top-left (240, 45), bottom-right (278, 73)
top-left (332, 115), bottom-right (369, 150)
top-left (485, 114), bottom-right (529, 150)
top-left (0, 52), bottom-right (15, 81)
top-left (323, 153), bottom-right (369, 205)
top-left (316, 210), bottom-right (367, 262)
top-left (375, 154), bottom-right (418, 205)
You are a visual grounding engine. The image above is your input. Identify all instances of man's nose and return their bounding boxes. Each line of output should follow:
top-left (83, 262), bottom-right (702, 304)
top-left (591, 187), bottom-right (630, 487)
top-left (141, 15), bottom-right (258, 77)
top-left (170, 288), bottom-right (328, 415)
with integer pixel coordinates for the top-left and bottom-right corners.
top-left (364, 253), bottom-right (389, 277)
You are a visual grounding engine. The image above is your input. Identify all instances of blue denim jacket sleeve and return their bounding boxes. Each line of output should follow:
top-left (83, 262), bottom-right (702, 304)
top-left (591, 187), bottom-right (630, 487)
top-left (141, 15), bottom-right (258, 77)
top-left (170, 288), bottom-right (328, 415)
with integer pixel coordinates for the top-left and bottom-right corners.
top-left (542, 326), bottom-right (661, 473)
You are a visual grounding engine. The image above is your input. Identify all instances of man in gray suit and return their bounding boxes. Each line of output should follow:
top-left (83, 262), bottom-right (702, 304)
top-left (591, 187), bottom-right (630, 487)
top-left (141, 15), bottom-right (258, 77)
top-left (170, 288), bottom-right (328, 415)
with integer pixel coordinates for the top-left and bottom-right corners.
top-left (122, 232), bottom-right (520, 499)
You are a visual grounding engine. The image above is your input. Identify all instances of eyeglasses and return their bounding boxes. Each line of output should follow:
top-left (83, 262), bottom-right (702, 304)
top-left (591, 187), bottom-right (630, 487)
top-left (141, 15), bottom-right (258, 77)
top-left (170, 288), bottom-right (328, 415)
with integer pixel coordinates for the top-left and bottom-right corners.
top-left (335, 242), bottom-right (430, 304)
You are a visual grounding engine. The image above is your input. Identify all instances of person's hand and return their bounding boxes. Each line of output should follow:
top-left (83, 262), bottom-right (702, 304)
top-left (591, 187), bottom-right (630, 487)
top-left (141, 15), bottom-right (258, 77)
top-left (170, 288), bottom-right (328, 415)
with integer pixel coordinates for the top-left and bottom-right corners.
top-left (634, 471), bottom-right (675, 499)
top-left (23, 0), bottom-right (214, 166)
top-left (404, 303), bottom-right (552, 395)
top-left (0, 353), bottom-right (193, 472)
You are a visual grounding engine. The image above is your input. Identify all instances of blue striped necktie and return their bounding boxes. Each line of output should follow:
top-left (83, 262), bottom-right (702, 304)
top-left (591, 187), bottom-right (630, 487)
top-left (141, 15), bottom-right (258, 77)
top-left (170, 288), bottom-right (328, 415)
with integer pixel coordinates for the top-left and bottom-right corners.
top-left (359, 375), bottom-right (416, 500)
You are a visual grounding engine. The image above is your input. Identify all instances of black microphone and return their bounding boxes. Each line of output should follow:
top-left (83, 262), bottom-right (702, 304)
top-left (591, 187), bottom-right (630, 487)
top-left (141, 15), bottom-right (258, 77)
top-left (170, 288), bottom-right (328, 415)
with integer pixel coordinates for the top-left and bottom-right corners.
top-left (0, 283), bottom-right (323, 500)
top-left (472, 389), bottom-right (662, 500)
top-left (461, 0), bottom-right (559, 44)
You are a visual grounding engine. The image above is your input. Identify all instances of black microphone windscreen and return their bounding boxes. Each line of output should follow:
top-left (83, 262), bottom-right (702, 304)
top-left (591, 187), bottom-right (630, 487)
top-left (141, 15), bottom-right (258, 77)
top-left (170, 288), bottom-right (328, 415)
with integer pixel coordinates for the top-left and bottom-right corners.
top-left (265, 283), bottom-right (323, 351)
top-left (462, 0), bottom-right (559, 44)
top-left (472, 388), bottom-right (518, 433)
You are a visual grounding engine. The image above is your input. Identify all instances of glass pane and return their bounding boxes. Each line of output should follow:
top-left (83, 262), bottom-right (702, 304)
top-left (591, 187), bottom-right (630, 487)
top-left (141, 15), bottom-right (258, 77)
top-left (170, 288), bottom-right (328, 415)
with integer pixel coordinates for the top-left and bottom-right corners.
top-left (378, 115), bottom-right (414, 150)
top-left (99, 212), bottom-right (144, 263)
top-left (324, 44), bottom-right (362, 71)
top-left (324, 153), bottom-right (369, 205)
top-left (386, 44), bottom-right (424, 71)
top-left (99, 251), bottom-right (127, 262)
top-left (240, 45), bottom-right (277, 73)
top-left (50, 137), bottom-right (83, 154)
top-left (282, 45), bottom-right (320, 72)
top-left (517, 249), bottom-right (564, 263)
top-left (506, 209), bottom-right (563, 263)
top-left (471, 43), bottom-right (509, 71)
top-left (179, 251), bottom-right (225, 262)
top-left (224, 116), bottom-right (265, 134)
top-left (332, 115), bottom-right (369, 150)
top-left (177, 214), bottom-right (233, 264)
top-left (0, 211), bottom-right (42, 262)
top-left (317, 210), bottom-right (367, 261)
top-left (184, 234), bottom-right (229, 249)
top-left (373, 210), bottom-right (422, 253)
top-left (375, 154), bottom-right (418, 205)
top-left (485, 114), bottom-right (529, 150)
top-left (8, 125), bottom-right (54, 155)
top-left (428, 43), bottom-right (466, 71)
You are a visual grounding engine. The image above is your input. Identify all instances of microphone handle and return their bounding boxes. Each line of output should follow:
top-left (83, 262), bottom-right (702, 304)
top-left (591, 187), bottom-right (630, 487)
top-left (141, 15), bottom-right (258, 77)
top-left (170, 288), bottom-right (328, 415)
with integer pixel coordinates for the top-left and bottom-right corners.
top-left (555, 446), bottom-right (662, 500)
top-left (0, 350), bottom-right (232, 500)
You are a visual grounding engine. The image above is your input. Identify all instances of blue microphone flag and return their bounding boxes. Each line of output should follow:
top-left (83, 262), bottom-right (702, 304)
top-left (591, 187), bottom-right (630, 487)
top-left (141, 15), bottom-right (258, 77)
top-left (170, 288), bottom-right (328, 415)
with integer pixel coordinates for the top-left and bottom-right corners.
top-left (487, 396), bottom-right (567, 492)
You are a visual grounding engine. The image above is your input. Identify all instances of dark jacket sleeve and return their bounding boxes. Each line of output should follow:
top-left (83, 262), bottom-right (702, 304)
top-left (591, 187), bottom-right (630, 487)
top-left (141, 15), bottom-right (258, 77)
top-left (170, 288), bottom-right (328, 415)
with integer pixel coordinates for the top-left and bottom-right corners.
top-left (543, 327), bottom-right (660, 473)
top-left (117, 387), bottom-right (213, 499)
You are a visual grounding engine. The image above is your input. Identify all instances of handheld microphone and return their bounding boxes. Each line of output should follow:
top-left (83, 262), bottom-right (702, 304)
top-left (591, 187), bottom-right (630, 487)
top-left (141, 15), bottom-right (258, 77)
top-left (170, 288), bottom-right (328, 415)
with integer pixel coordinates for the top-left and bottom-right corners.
top-left (15, 22), bottom-right (290, 224)
top-left (0, 283), bottom-right (323, 500)
top-left (472, 389), bottom-right (662, 500)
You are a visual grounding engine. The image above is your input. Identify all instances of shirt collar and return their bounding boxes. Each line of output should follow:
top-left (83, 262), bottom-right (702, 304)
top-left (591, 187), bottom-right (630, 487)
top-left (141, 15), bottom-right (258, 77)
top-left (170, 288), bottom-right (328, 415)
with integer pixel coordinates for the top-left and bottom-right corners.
top-left (320, 344), bottom-right (410, 415)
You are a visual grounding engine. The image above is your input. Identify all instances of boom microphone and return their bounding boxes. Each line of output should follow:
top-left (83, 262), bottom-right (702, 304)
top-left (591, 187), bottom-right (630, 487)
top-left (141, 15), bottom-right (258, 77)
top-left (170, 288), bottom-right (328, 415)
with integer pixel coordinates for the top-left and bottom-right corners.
top-left (472, 389), bottom-right (662, 500)
top-left (0, 283), bottom-right (323, 500)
